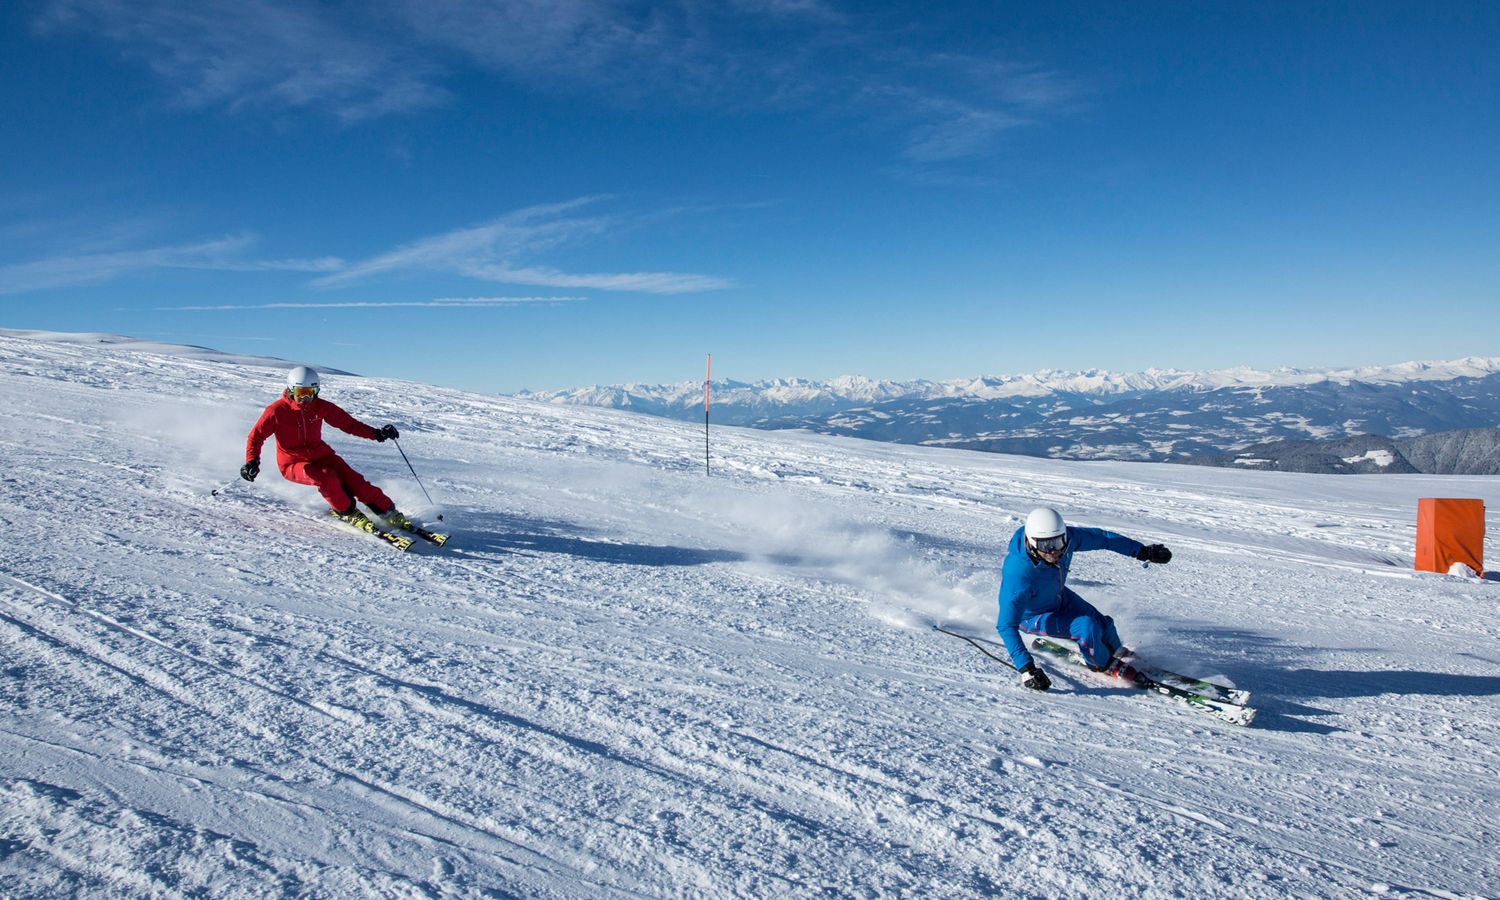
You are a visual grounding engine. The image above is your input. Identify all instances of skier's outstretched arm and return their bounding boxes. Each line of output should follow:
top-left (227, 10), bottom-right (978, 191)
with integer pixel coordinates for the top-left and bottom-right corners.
top-left (1068, 526), bottom-right (1151, 558)
top-left (321, 402), bottom-right (382, 441)
top-left (1072, 526), bottom-right (1171, 563)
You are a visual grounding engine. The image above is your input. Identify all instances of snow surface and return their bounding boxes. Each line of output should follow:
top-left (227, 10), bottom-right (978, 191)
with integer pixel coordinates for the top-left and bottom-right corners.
top-left (2, 330), bottom-right (1499, 897)
top-left (1345, 449), bottom-right (1399, 469)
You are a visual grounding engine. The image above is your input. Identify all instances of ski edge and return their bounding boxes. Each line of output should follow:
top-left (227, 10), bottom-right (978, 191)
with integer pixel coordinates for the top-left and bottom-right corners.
top-left (382, 516), bottom-right (450, 546)
top-left (326, 511), bottom-right (415, 551)
top-left (1136, 674), bottom-right (1257, 727)
top-left (1140, 666), bottom-right (1252, 706)
top-left (402, 524), bottom-right (449, 546)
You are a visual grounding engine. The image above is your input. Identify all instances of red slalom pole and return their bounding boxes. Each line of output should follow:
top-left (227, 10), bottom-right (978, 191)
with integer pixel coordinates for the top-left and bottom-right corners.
top-left (704, 354), bottom-right (711, 475)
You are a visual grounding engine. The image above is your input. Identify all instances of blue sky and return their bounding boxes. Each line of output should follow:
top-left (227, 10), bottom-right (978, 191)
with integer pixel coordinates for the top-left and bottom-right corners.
top-left (2, 2), bottom-right (1497, 393)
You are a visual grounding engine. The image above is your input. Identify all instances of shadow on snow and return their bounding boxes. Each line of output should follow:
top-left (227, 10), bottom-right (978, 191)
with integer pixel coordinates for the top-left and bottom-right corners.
top-left (444, 508), bottom-right (746, 568)
top-left (1139, 621), bottom-right (1500, 734)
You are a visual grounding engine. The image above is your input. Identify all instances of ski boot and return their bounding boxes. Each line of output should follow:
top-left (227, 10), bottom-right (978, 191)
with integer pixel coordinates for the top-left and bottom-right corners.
top-left (333, 506), bottom-right (376, 533)
top-left (1102, 645), bottom-right (1139, 682)
top-left (380, 508), bottom-right (414, 531)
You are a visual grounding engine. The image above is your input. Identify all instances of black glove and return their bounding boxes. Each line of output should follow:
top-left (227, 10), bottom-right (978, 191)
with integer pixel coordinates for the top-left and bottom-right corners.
top-left (1135, 543), bottom-right (1172, 564)
top-left (375, 424), bottom-right (399, 442)
top-left (240, 459), bottom-right (260, 482)
top-left (1019, 662), bottom-right (1051, 692)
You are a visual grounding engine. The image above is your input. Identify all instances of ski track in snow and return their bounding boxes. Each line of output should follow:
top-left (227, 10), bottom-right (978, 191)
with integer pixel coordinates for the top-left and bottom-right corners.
top-left (1, 331), bottom-right (1498, 898)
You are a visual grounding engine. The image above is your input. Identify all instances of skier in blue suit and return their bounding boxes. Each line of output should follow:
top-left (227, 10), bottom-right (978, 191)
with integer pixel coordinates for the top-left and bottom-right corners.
top-left (999, 507), bottom-right (1173, 692)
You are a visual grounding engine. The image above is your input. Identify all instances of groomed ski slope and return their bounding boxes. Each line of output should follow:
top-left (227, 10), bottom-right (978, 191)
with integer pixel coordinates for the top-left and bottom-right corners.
top-left (1, 330), bottom-right (1497, 898)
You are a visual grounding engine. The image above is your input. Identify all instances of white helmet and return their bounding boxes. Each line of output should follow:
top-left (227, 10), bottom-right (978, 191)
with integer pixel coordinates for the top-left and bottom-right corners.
top-left (1024, 507), bottom-right (1068, 553)
top-left (285, 365), bottom-right (320, 403)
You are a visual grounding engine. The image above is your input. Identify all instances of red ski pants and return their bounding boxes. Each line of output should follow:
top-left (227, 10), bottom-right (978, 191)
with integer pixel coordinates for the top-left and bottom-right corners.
top-left (280, 454), bottom-right (393, 515)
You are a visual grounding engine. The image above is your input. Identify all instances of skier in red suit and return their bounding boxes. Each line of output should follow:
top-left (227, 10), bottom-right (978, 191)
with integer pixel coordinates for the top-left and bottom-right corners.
top-left (241, 366), bottom-right (410, 530)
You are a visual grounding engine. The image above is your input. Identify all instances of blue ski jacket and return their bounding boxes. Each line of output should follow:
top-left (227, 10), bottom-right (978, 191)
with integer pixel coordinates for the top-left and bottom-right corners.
top-left (996, 525), bottom-right (1143, 670)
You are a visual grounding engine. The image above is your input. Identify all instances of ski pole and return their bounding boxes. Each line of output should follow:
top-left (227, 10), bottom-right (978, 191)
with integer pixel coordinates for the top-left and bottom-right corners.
top-left (210, 478), bottom-right (238, 497)
top-left (391, 437), bottom-right (442, 521)
top-left (932, 624), bottom-right (1018, 670)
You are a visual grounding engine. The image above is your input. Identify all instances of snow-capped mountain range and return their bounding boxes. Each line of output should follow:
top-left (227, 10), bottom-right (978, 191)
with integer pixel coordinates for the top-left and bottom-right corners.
top-left (519, 357), bottom-right (1500, 461)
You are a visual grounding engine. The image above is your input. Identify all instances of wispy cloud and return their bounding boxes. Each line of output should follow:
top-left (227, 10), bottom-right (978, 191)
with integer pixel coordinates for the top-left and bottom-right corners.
top-left (37, 0), bottom-right (447, 121)
top-left (854, 52), bottom-right (1082, 164)
top-left (316, 197), bottom-right (736, 295)
top-left (1, 198), bottom-right (731, 297)
top-left (462, 265), bottom-right (735, 295)
top-left (314, 198), bottom-right (611, 287)
top-left (893, 95), bottom-right (1029, 163)
top-left (0, 235), bottom-right (342, 295)
top-left (154, 296), bottom-right (582, 311)
top-left (35, 1), bottom-right (1084, 159)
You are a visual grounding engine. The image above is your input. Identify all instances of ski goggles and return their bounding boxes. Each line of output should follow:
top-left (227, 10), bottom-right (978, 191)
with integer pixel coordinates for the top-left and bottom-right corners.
top-left (1030, 533), bottom-right (1068, 554)
top-left (289, 385), bottom-right (319, 401)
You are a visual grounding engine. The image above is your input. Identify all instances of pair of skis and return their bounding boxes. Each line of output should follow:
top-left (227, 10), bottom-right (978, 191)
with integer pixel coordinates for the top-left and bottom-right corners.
top-left (933, 625), bottom-right (1256, 727)
top-left (1027, 637), bottom-right (1255, 727)
top-left (327, 510), bottom-right (449, 552)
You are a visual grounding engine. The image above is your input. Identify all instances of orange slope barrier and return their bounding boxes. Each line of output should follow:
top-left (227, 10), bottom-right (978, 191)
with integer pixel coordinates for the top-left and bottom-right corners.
top-left (1415, 498), bottom-right (1485, 575)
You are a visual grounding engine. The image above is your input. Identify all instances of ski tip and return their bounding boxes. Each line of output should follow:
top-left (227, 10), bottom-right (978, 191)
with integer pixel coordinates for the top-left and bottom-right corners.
top-left (1215, 707), bottom-right (1257, 727)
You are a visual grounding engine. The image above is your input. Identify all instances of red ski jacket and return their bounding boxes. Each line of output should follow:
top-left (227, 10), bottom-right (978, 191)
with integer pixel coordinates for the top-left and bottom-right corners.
top-left (245, 396), bottom-right (380, 469)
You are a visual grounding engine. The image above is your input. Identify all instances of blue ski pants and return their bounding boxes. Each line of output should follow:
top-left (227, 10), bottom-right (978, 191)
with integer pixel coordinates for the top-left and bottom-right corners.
top-left (1018, 588), bottom-right (1122, 668)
